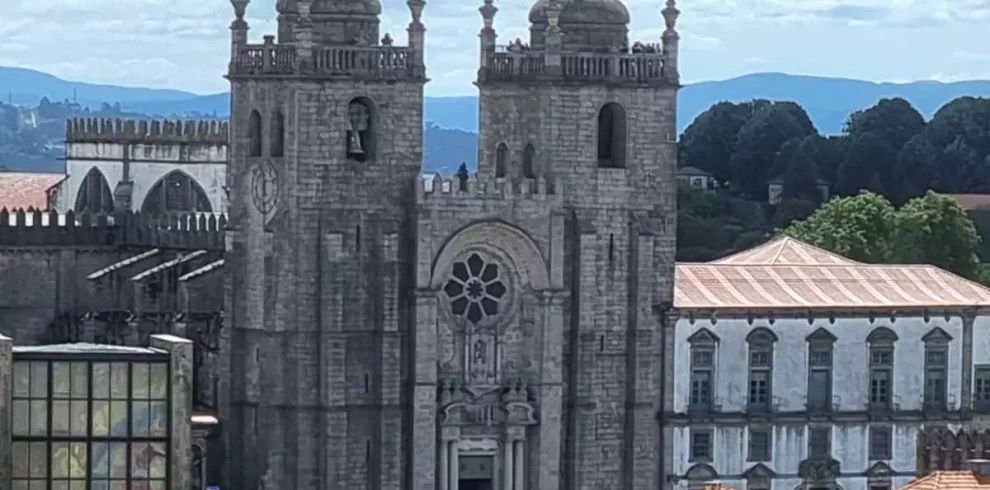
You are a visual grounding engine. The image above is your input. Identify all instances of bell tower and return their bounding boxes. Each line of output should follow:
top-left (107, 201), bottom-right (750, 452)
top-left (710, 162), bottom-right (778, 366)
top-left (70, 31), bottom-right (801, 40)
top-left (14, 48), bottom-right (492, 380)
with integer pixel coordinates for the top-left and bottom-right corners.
top-left (222, 0), bottom-right (427, 487)
top-left (475, 0), bottom-right (681, 489)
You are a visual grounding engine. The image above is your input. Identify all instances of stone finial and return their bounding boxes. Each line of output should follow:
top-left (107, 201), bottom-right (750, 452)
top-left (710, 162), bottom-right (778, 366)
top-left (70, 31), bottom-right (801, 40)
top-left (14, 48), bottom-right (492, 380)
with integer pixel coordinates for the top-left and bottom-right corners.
top-left (544, 0), bottom-right (562, 27)
top-left (662, 0), bottom-right (680, 33)
top-left (407, 0), bottom-right (425, 25)
top-left (230, 0), bottom-right (249, 20)
top-left (479, 0), bottom-right (497, 29)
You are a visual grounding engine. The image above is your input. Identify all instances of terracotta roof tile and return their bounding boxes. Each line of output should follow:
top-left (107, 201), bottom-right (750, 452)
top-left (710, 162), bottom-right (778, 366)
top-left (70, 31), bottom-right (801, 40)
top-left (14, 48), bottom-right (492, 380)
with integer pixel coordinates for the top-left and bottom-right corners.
top-left (710, 236), bottom-right (860, 265)
top-left (899, 471), bottom-right (990, 490)
top-left (949, 194), bottom-right (990, 211)
top-left (675, 238), bottom-right (990, 310)
top-left (0, 172), bottom-right (65, 211)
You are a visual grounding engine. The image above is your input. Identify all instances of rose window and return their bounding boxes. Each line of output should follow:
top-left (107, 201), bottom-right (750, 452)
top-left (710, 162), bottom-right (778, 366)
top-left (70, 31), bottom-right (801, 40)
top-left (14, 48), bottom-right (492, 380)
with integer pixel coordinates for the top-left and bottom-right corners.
top-left (443, 253), bottom-right (507, 324)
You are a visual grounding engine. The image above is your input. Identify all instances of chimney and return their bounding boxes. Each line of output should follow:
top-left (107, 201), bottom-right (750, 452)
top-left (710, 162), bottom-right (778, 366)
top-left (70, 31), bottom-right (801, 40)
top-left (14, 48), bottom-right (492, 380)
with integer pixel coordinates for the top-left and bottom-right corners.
top-left (967, 459), bottom-right (990, 477)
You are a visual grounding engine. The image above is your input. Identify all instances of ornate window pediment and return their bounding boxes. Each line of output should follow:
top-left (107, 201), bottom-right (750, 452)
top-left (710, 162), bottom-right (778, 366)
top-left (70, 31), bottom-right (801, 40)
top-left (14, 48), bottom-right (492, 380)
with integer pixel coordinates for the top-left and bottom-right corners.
top-left (684, 462), bottom-right (718, 481)
top-left (743, 462), bottom-right (776, 479)
top-left (688, 328), bottom-right (719, 345)
top-left (922, 327), bottom-right (953, 344)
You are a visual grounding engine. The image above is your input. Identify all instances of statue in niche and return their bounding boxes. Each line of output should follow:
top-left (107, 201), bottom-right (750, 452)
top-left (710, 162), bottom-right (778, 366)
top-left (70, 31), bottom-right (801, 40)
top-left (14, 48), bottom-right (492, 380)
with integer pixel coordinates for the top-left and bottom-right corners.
top-left (347, 101), bottom-right (370, 160)
top-left (466, 332), bottom-right (499, 387)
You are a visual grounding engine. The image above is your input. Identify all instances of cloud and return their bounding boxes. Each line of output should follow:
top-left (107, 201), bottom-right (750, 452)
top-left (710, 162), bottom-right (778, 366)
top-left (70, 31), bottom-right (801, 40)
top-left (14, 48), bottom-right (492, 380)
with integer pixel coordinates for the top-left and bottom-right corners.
top-left (0, 0), bottom-right (986, 96)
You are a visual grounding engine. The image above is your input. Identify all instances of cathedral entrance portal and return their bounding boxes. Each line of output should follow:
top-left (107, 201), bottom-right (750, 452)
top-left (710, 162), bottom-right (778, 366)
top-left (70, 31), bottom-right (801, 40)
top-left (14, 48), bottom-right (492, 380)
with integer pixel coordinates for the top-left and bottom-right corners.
top-left (458, 455), bottom-right (494, 490)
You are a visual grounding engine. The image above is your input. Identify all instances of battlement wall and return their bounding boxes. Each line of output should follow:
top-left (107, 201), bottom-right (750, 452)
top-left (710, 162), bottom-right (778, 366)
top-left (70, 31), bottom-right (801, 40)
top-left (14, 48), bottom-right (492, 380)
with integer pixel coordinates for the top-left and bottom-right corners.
top-left (0, 209), bottom-right (225, 250)
top-left (416, 173), bottom-right (563, 207)
top-left (66, 118), bottom-right (229, 145)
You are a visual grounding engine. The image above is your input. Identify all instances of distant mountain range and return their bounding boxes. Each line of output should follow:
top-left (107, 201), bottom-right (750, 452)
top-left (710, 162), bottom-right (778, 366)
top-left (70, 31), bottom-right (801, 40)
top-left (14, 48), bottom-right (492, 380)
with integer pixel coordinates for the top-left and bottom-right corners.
top-left (2, 65), bottom-right (990, 173)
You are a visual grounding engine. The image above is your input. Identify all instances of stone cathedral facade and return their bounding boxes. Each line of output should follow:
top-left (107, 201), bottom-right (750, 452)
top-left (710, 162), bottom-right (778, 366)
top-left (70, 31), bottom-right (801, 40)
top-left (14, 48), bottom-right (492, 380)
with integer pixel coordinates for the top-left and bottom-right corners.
top-left (222, 0), bottom-right (681, 489)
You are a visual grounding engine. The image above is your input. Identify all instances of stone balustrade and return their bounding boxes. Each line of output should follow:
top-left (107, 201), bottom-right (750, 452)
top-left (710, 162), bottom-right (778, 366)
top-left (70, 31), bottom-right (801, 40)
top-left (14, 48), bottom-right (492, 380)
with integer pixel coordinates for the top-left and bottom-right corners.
top-left (230, 44), bottom-right (419, 79)
top-left (481, 50), bottom-right (667, 84)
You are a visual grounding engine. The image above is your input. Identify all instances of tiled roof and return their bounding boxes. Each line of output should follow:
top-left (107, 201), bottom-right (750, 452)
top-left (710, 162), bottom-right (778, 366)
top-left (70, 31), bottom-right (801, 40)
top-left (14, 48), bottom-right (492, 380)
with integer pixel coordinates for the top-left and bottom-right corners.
top-left (899, 471), bottom-right (990, 490)
top-left (677, 166), bottom-right (712, 177)
top-left (675, 237), bottom-right (990, 310)
top-left (949, 194), bottom-right (990, 211)
top-left (711, 236), bottom-right (861, 265)
top-left (0, 172), bottom-right (65, 210)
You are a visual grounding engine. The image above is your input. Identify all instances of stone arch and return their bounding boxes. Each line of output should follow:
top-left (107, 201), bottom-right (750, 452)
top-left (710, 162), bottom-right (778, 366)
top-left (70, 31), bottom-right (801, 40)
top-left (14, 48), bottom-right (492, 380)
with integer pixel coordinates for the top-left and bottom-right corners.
top-left (74, 166), bottom-right (114, 213)
top-left (248, 110), bottom-right (262, 157)
top-left (746, 327), bottom-right (778, 345)
top-left (271, 110), bottom-right (285, 157)
top-left (495, 142), bottom-right (508, 178)
top-left (522, 143), bottom-right (536, 178)
top-left (596, 102), bottom-right (627, 169)
top-left (346, 96), bottom-right (377, 161)
top-left (141, 170), bottom-right (213, 215)
top-left (866, 327), bottom-right (898, 344)
top-left (430, 220), bottom-right (549, 292)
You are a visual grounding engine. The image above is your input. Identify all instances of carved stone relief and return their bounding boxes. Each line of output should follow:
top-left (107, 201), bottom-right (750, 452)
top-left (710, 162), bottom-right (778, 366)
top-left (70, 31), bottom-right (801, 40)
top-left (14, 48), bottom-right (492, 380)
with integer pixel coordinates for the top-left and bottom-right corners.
top-left (439, 377), bottom-right (538, 428)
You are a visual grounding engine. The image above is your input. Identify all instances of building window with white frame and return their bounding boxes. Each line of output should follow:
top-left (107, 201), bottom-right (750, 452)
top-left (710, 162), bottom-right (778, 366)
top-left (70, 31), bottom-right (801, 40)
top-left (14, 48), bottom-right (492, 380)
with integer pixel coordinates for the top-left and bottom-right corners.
top-left (806, 328), bottom-right (835, 412)
top-left (923, 328), bottom-right (951, 411)
top-left (867, 328), bottom-right (897, 410)
top-left (688, 329), bottom-right (718, 412)
top-left (746, 328), bottom-right (777, 413)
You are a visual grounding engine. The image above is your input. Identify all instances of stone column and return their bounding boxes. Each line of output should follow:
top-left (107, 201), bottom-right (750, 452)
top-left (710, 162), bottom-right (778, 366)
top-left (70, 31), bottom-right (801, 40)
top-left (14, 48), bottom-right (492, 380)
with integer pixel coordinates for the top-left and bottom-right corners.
top-left (514, 440), bottom-right (525, 490)
top-left (0, 334), bottom-right (12, 490)
top-left (440, 440), bottom-right (450, 490)
top-left (503, 439), bottom-right (513, 490)
top-left (449, 440), bottom-right (460, 490)
top-left (150, 334), bottom-right (194, 490)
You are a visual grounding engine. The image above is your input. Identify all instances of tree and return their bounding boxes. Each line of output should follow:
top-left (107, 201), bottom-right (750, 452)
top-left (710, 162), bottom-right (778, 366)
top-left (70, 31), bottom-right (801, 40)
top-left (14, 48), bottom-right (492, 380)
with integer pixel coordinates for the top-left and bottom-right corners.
top-left (892, 191), bottom-right (983, 279)
top-left (728, 101), bottom-right (817, 199)
top-left (834, 132), bottom-right (896, 196)
top-left (678, 101), bottom-right (753, 186)
top-left (782, 191), bottom-right (986, 281)
top-left (844, 97), bottom-right (926, 150)
top-left (782, 192), bottom-right (897, 263)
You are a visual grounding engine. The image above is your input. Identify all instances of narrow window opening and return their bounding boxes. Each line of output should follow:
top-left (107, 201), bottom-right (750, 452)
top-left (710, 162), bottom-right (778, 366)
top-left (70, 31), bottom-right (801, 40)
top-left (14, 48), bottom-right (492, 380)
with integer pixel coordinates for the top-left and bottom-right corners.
top-left (608, 233), bottom-right (615, 262)
top-left (495, 143), bottom-right (508, 178)
top-left (599, 335), bottom-right (605, 352)
top-left (355, 225), bottom-right (362, 251)
top-left (365, 439), bottom-right (372, 464)
top-left (364, 372), bottom-right (370, 393)
top-left (248, 110), bottom-right (262, 157)
top-left (271, 110), bottom-right (285, 157)
top-left (347, 98), bottom-right (375, 161)
top-left (522, 143), bottom-right (536, 178)
top-left (596, 103), bottom-right (627, 168)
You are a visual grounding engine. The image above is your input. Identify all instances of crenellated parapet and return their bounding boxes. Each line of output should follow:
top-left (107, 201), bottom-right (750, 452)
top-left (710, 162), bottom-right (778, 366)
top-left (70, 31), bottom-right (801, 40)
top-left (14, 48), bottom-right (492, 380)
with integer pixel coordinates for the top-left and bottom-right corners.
top-left (416, 173), bottom-right (563, 207)
top-left (0, 208), bottom-right (226, 250)
top-left (229, 41), bottom-right (423, 80)
top-left (65, 118), bottom-right (229, 145)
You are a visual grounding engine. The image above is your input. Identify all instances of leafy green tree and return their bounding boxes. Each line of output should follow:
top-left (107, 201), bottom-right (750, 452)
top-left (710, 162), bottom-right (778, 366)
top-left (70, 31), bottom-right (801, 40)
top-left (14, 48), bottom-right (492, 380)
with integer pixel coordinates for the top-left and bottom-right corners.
top-left (678, 101), bottom-right (753, 185)
top-left (835, 133), bottom-right (895, 196)
top-left (782, 192), bottom-right (897, 263)
top-left (892, 191), bottom-right (982, 279)
top-left (729, 101), bottom-right (817, 199)
top-left (844, 97), bottom-right (926, 149)
top-left (782, 191), bottom-right (986, 281)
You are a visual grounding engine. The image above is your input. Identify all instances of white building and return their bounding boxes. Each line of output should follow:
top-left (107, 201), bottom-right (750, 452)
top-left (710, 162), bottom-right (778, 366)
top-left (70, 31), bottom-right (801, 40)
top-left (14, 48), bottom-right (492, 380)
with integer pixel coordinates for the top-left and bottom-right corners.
top-left (667, 237), bottom-right (990, 490)
top-left (52, 118), bottom-right (228, 214)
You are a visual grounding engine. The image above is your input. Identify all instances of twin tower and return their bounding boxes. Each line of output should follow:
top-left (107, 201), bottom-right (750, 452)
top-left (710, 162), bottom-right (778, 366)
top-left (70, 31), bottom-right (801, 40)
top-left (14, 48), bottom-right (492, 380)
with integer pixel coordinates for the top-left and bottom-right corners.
top-left (221, 0), bottom-right (682, 489)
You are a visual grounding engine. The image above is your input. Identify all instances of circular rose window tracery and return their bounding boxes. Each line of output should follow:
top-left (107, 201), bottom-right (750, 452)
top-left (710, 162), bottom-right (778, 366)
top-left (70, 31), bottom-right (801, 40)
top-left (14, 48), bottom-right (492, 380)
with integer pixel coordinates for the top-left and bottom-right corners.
top-left (443, 253), bottom-right (507, 324)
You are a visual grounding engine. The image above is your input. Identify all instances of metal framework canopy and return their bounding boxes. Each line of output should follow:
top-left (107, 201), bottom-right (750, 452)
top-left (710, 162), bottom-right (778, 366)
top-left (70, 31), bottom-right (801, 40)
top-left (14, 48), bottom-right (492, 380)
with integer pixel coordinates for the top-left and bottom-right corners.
top-left (6, 340), bottom-right (190, 490)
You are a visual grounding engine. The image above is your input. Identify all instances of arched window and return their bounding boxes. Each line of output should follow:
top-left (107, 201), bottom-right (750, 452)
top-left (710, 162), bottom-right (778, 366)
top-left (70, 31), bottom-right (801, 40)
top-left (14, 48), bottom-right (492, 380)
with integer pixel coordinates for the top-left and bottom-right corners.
top-left (746, 327), bottom-right (778, 413)
top-left (522, 143), bottom-right (536, 178)
top-left (74, 167), bottom-right (114, 213)
top-left (271, 110), bottom-right (285, 157)
top-left (248, 110), bottom-right (262, 157)
top-left (346, 97), bottom-right (376, 162)
top-left (141, 171), bottom-right (213, 215)
top-left (495, 143), bottom-right (508, 178)
top-left (597, 102), bottom-right (627, 168)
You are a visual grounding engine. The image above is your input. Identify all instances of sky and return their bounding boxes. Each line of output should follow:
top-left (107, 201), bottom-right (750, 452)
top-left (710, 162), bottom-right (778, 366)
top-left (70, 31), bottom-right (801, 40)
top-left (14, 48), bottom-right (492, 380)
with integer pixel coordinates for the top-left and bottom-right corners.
top-left (0, 0), bottom-right (987, 96)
